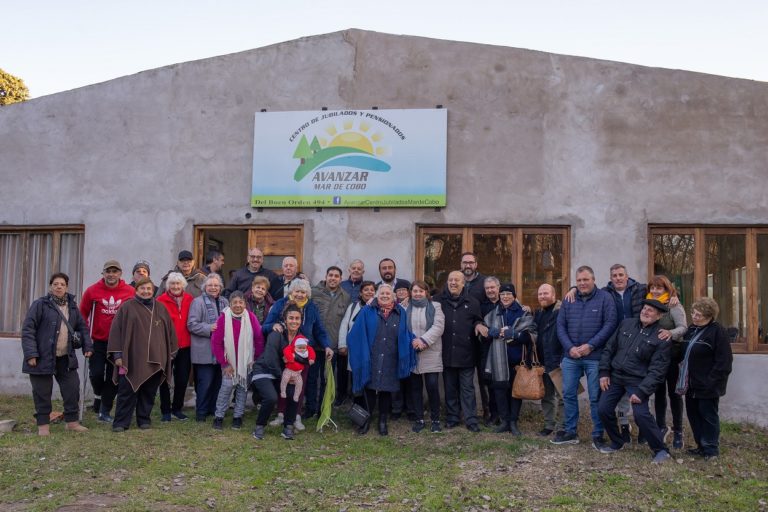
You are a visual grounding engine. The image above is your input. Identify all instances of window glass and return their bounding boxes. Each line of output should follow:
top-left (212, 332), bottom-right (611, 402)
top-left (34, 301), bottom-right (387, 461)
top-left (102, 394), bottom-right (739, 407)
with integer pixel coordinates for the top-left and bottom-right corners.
top-left (0, 234), bottom-right (23, 333)
top-left (757, 234), bottom-right (768, 345)
top-left (705, 234), bottom-right (746, 343)
top-left (473, 233), bottom-right (513, 284)
top-left (422, 233), bottom-right (462, 294)
top-left (652, 233), bottom-right (696, 312)
top-left (522, 234), bottom-right (565, 308)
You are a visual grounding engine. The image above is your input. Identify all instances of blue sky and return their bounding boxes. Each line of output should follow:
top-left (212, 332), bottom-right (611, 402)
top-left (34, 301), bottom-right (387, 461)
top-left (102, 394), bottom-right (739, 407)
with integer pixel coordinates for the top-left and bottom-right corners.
top-left (3, 0), bottom-right (766, 98)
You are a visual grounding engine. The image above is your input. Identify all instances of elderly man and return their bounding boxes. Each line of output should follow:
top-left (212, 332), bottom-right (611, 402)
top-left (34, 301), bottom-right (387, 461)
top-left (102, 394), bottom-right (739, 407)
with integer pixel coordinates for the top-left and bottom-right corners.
top-left (553, 265), bottom-right (617, 448)
top-left (341, 259), bottom-right (366, 303)
top-left (534, 283), bottom-right (564, 437)
top-left (158, 250), bottom-right (206, 298)
top-left (80, 260), bottom-right (135, 422)
top-left (225, 247), bottom-right (277, 297)
top-left (271, 256), bottom-right (300, 300)
top-left (439, 270), bottom-right (487, 432)
top-left (597, 299), bottom-right (672, 463)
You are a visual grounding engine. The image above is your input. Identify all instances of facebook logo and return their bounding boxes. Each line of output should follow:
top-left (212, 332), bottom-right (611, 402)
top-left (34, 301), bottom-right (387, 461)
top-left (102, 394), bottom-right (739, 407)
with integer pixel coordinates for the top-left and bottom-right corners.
top-left (333, 196), bottom-right (341, 205)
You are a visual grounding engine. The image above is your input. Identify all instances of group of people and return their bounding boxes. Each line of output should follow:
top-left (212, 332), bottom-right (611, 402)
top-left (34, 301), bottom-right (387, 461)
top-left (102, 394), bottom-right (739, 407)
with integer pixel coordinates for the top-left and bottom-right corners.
top-left (21, 249), bottom-right (733, 462)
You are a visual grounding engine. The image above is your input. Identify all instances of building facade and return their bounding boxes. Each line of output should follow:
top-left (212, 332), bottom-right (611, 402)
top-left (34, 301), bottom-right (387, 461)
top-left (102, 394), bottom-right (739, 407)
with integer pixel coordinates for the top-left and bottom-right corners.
top-left (1, 29), bottom-right (766, 424)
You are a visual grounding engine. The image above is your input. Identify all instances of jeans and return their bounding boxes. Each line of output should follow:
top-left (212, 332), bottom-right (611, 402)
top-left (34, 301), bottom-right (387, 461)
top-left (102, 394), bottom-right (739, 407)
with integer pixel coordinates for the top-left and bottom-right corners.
top-left (561, 357), bottom-right (603, 437)
top-left (193, 363), bottom-right (222, 419)
top-left (598, 380), bottom-right (667, 453)
top-left (159, 347), bottom-right (191, 414)
top-left (215, 375), bottom-right (247, 419)
top-left (410, 372), bottom-right (441, 422)
top-left (89, 341), bottom-right (117, 414)
top-left (541, 372), bottom-right (564, 431)
top-left (29, 356), bottom-right (80, 425)
top-left (686, 396), bottom-right (721, 456)
top-left (443, 367), bottom-right (478, 427)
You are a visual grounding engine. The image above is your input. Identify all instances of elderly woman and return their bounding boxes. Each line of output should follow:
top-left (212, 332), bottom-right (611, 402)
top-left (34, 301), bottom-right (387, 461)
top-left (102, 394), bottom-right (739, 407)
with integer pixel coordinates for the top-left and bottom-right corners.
top-left (348, 283), bottom-right (416, 436)
top-left (263, 278), bottom-right (333, 428)
top-left (484, 283), bottom-right (534, 436)
top-left (156, 272), bottom-right (194, 421)
top-left (22, 273), bottom-right (93, 436)
top-left (251, 304), bottom-right (306, 440)
top-left (337, 280), bottom-right (376, 405)
top-left (187, 273), bottom-right (229, 422)
top-left (108, 277), bottom-right (178, 431)
top-left (245, 275), bottom-right (275, 324)
top-left (678, 297), bottom-right (733, 460)
top-left (407, 280), bottom-right (445, 433)
top-left (646, 275), bottom-right (688, 448)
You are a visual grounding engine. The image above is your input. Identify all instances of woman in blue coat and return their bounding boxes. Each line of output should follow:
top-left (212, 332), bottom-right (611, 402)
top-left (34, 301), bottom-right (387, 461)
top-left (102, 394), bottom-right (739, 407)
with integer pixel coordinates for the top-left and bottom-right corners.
top-left (348, 284), bottom-right (416, 436)
top-left (21, 273), bottom-right (93, 436)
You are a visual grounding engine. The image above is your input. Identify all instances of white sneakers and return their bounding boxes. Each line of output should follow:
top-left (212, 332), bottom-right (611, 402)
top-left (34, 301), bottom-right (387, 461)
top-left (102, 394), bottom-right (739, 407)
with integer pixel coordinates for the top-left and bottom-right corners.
top-left (269, 413), bottom-right (284, 426)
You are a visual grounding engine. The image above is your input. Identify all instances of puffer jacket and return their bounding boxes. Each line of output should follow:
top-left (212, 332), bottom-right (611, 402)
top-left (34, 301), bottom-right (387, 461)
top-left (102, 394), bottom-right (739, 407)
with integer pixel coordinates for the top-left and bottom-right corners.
top-left (557, 286), bottom-right (617, 361)
top-left (598, 317), bottom-right (671, 400)
top-left (604, 278), bottom-right (647, 321)
top-left (534, 301), bottom-right (563, 372)
top-left (439, 289), bottom-right (484, 368)
top-left (682, 321), bottom-right (733, 399)
top-left (261, 297), bottom-right (332, 350)
top-left (22, 293), bottom-right (93, 375)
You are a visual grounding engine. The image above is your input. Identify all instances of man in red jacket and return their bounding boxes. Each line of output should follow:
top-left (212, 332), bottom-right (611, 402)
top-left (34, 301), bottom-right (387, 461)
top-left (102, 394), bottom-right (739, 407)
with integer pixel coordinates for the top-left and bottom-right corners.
top-left (80, 260), bottom-right (135, 422)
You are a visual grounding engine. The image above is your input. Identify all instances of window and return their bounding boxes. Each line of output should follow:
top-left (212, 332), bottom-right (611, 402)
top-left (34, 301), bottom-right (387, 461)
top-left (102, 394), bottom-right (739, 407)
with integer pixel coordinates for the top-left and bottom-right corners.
top-left (417, 225), bottom-right (570, 306)
top-left (0, 227), bottom-right (84, 336)
top-left (650, 226), bottom-right (768, 353)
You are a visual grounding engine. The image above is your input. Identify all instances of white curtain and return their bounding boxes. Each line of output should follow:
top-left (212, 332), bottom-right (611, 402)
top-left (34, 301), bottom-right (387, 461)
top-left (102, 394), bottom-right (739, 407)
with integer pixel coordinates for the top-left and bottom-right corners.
top-left (0, 234), bottom-right (23, 333)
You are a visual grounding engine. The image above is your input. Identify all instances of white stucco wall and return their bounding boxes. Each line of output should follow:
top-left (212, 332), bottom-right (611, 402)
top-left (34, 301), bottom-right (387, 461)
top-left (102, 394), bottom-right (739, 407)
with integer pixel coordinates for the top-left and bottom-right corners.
top-left (1, 29), bottom-right (767, 422)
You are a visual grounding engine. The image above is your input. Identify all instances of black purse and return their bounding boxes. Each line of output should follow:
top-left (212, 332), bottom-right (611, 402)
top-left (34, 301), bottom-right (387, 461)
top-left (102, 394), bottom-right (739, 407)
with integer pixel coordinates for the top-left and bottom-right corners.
top-left (348, 391), bottom-right (370, 428)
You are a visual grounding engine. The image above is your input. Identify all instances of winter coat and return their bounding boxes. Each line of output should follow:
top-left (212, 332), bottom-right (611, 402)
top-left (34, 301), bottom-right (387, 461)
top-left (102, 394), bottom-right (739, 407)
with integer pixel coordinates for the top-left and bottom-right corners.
top-left (224, 265), bottom-right (277, 297)
top-left (156, 291), bottom-right (194, 349)
top-left (261, 297), bottom-right (332, 350)
top-left (341, 279), bottom-right (364, 304)
top-left (311, 282), bottom-right (351, 350)
top-left (598, 317), bottom-right (671, 400)
top-left (409, 301), bottom-right (445, 374)
top-left (210, 310), bottom-right (265, 367)
top-left (484, 301), bottom-right (528, 364)
top-left (244, 291), bottom-right (275, 324)
top-left (22, 293), bottom-right (93, 375)
top-left (439, 290), bottom-right (484, 368)
top-left (557, 286), bottom-right (617, 361)
top-left (534, 301), bottom-right (563, 372)
top-left (187, 293), bottom-right (228, 365)
top-left (464, 273), bottom-right (487, 304)
top-left (348, 302), bottom-right (416, 394)
top-left (604, 278), bottom-right (647, 322)
top-left (251, 331), bottom-right (291, 380)
top-left (79, 279), bottom-right (135, 341)
top-left (682, 321), bottom-right (733, 399)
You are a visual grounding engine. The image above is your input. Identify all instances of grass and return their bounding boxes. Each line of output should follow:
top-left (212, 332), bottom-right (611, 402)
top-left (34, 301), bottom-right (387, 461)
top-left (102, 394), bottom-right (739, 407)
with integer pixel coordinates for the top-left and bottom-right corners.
top-left (0, 395), bottom-right (767, 511)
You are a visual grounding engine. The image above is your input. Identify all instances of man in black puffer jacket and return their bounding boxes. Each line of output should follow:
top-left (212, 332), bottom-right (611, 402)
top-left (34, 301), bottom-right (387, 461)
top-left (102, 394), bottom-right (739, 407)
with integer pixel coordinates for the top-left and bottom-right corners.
top-left (597, 299), bottom-right (672, 463)
top-left (534, 283), bottom-right (563, 438)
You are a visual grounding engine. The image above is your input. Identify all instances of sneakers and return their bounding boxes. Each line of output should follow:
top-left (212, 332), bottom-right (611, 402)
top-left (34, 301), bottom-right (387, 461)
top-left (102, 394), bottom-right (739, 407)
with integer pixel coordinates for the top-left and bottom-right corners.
top-left (138, 423), bottom-right (151, 430)
top-left (673, 430), bottom-right (684, 450)
top-left (269, 413), bottom-right (284, 427)
top-left (281, 425), bottom-right (295, 440)
top-left (592, 436), bottom-right (607, 451)
top-left (551, 431), bottom-right (579, 445)
top-left (212, 417), bottom-right (224, 430)
top-left (637, 431), bottom-right (648, 445)
top-left (430, 421), bottom-right (442, 433)
top-left (171, 411), bottom-right (188, 421)
top-left (538, 428), bottom-right (554, 437)
top-left (161, 413), bottom-right (172, 422)
top-left (412, 420), bottom-right (426, 433)
top-left (467, 424), bottom-right (481, 433)
top-left (494, 422), bottom-right (511, 433)
top-left (111, 426), bottom-right (126, 433)
top-left (98, 412), bottom-right (114, 423)
top-left (620, 424), bottom-right (632, 444)
top-left (232, 417), bottom-right (243, 430)
top-left (687, 447), bottom-right (704, 457)
top-left (652, 450), bottom-right (672, 464)
top-left (599, 442), bottom-right (624, 454)
top-left (294, 415), bottom-right (305, 431)
top-left (252, 425), bottom-right (265, 440)
top-left (704, 454), bottom-right (719, 462)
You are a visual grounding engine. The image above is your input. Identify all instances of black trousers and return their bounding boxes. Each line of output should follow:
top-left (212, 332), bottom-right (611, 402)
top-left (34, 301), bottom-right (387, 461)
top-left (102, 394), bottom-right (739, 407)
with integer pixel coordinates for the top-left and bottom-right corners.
top-left (654, 361), bottom-right (684, 431)
top-left (89, 341), bottom-right (117, 413)
top-left (114, 371), bottom-right (163, 429)
top-left (686, 396), bottom-right (721, 456)
top-left (391, 377), bottom-right (414, 417)
top-left (159, 347), bottom-right (191, 414)
top-left (304, 353), bottom-right (323, 416)
top-left (29, 356), bottom-right (80, 425)
top-left (443, 367), bottom-right (478, 427)
top-left (599, 380), bottom-right (668, 453)
top-left (410, 372), bottom-right (441, 422)
top-left (364, 388), bottom-right (392, 423)
top-left (252, 378), bottom-right (298, 427)
top-left (335, 353), bottom-right (350, 402)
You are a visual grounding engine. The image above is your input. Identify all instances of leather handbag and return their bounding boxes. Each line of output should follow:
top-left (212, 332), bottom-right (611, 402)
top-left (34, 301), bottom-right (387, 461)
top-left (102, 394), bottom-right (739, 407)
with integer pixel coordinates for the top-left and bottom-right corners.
top-left (512, 344), bottom-right (546, 400)
top-left (348, 392), bottom-right (370, 428)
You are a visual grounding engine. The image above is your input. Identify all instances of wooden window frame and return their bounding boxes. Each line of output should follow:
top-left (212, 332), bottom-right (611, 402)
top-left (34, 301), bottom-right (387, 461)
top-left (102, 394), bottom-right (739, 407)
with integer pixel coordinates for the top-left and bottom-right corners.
top-left (415, 225), bottom-right (571, 299)
top-left (0, 225), bottom-right (85, 338)
top-left (649, 225), bottom-right (768, 354)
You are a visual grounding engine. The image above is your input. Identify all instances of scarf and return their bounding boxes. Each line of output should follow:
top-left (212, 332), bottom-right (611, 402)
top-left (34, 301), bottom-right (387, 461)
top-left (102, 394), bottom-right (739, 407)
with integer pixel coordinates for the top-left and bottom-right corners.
top-left (136, 295), bottom-right (154, 307)
top-left (485, 305), bottom-right (511, 386)
top-left (646, 291), bottom-right (670, 304)
top-left (167, 289), bottom-right (183, 308)
top-left (379, 301), bottom-right (395, 319)
top-left (50, 294), bottom-right (67, 306)
top-left (675, 325), bottom-right (707, 396)
top-left (407, 298), bottom-right (435, 331)
top-left (223, 308), bottom-right (254, 389)
top-left (291, 295), bottom-right (308, 309)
